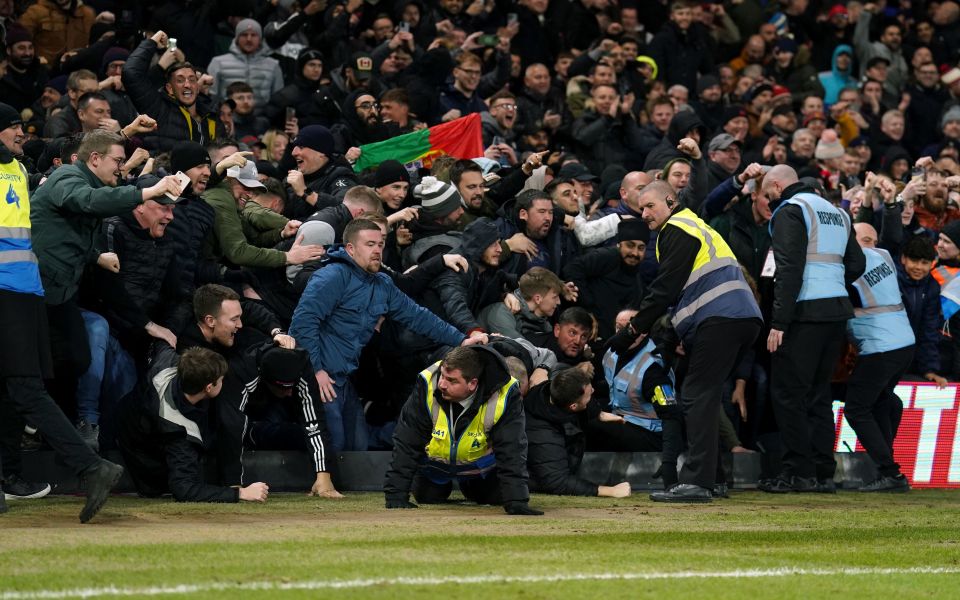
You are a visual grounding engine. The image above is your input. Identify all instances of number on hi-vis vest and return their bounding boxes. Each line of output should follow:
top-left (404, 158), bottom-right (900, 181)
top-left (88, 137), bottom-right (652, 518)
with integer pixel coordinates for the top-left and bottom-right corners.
top-left (833, 382), bottom-right (960, 487)
top-left (5, 184), bottom-right (19, 209)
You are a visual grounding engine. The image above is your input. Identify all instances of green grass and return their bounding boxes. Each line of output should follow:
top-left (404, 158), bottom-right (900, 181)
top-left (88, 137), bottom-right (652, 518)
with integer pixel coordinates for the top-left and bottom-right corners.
top-left (1, 490), bottom-right (959, 598)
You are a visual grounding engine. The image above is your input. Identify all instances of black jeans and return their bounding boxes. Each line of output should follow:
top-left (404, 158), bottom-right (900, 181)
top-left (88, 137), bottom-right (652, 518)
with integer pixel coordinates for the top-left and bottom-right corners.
top-left (679, 318), bottom-right (760, 489)
top-left (844, 345), bottom-right (913, 478)
top-left (771, 321), bottom-right (846, 480)
top-left (0, 376), bottom-right (99, 478)
top-left (413, 470), bottom-right (503, 505)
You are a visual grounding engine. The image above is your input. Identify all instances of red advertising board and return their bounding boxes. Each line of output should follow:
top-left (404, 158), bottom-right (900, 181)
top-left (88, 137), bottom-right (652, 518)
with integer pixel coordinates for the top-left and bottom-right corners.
top-left (833, 382), bottom-right (960, 488)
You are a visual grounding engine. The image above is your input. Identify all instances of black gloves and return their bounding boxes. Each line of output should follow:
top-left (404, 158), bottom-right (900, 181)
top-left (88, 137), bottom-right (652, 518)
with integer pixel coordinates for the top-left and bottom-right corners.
top-left (504, 501), bottom-right (543, 516)
top-left (385, 497), bottom-right (418, 509)
top-left (606, 325), bottom-right (639, 354)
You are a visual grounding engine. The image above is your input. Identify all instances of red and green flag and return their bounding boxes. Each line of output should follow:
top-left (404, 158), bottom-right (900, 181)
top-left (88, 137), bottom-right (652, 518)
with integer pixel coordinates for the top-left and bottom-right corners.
top-left (353, 113), bottom-right (484, 173)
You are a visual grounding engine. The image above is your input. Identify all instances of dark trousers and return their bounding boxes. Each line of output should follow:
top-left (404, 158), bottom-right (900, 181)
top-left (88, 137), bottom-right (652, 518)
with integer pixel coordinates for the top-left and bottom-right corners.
top-left (584, 419), bottom-right (662, 452)
top-left (771, 321), bottom-right (846, 480)
top-left (413, 470), bottom-right (503, 505)
top-left (0, 376), bottom-right (99, 478)
top-left (679, 318), bottom-right (760, 489)
top-left (844, 345), bottom-right (913, 478)
top-left (45, 298), bottom-right (92, 418)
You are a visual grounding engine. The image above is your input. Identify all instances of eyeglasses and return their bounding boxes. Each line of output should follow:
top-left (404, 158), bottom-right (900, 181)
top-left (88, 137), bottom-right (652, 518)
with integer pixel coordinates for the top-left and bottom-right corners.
top-left (458, 67), bottom-right (482, 76)
top-left (100, 153), bottom-right (125, 167)
top-left (356, 102), bottom-right (380, 110)
top-left (493, 103), bottom-right (517, 111)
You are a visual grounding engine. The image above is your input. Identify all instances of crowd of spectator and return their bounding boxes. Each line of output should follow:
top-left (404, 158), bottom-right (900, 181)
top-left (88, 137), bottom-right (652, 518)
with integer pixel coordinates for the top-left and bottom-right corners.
top-left (2, 0), bottom-right (960, 516)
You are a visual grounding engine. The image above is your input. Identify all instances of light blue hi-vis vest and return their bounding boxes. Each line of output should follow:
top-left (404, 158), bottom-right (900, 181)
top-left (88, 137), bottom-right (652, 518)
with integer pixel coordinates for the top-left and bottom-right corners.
top-left (848, 247), bottom-right (915, 355)
top-left (771, 192), bottom-right (850, 302)
top-left (601, 338), bottom-right (668, 432)
top-left (0, 159), bottom-right (43, 297)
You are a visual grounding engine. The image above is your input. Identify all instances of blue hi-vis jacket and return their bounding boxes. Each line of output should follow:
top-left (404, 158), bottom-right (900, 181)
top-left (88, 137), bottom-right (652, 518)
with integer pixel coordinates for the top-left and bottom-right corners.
top-left (848, 247), bottom-right (915, 355)
top-left (602, 338), bottom-right (669, 432)
top-left (772, 192), bottom-right (850, 302)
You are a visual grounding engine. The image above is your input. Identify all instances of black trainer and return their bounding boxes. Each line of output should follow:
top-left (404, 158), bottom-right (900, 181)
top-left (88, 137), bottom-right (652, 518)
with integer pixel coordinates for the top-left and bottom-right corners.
top-left (650, 483), bottom-right (712, 503)
top-left (79, 459), bottom-right (123, 524)
top-left (3, 474), bottom-right (51, 500)
top-left (758, 475), bottom-right (817, 493)
top-left (815, 479), bottom-right (837, 494)
top-left (859, 474), bottom-right (910, 493)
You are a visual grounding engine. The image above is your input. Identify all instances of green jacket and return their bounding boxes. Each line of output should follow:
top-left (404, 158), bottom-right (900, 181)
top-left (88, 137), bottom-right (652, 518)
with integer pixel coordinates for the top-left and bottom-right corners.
top-left (202, 181), bottom-right (287, 269)
top-left (30, 162), bottom-right (142, 305)
top-left (241, 202), bottom-right (287, 247)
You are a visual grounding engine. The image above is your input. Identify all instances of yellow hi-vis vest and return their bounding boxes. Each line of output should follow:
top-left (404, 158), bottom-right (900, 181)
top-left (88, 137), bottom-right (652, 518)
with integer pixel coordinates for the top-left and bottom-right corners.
top-left (656, 208), bottom-right (761, 342)
top-left (0, 158), bottom-right (43, 296)
top-left (420, 361), bottom-right (516, 479)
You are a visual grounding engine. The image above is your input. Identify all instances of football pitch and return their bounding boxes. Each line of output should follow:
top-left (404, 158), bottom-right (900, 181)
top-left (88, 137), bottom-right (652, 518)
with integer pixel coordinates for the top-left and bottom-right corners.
top-left (1, 490), bottom-right (959, 599)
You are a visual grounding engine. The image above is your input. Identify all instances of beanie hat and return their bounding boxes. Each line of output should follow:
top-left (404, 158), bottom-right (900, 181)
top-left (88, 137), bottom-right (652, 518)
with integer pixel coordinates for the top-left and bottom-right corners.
top-left (696, 74), bottom-right (720, 95)
top-left (720, 105), bottom-right (748, 127)
top-left (46, 75), bottom-right (67, 94)
top-left (414, 176), bottom-right (462, 218)
top-left (0, 103), bottom-right (23, 130)
top-left (100, 47), bottom-right (129, 76)
top-left (635, 55), bottom-right (658, 80)
top-left (286, 220), bottom-right (335, 283)
top-left (942, 106), bottom-right (960, 129)
top-left (774, 36), bottom-right (798, 54)
top-left (293, 125), bottom-right (335, 156)
top-left (617, 219), bottom-right (650, 244)
top-left (815, 130), bottom-right (844, 160)
top-left (170, 141), bottom-right (212, 174)
top-left (254, 160), bottom-right (282, 180)
top-left (942, 221), bottom-right (960, 247)
top-left (259, 347), bottom-right (308, 388)
top-left (5, 24), bottom-right (31, 47)
top-left (769, 12), bottom-right (788, 36)
top-left (235, 18), bottom-right (262, 39)
top-left (374, 159), bottom-right (410, 188)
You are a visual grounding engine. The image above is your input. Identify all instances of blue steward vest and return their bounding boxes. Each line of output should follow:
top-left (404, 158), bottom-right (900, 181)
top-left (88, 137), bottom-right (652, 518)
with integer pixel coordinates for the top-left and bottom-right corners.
top-left (602, 338), bottom-right (668, 432)
top-left (848, 247), bottom-right (915, 355)
top-left (771, 192), bottom-right (850, 302)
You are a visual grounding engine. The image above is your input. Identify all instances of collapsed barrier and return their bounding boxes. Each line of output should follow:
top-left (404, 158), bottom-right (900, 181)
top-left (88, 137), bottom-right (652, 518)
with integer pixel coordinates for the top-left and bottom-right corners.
top-left (20, 381), bottom-right (960, 493)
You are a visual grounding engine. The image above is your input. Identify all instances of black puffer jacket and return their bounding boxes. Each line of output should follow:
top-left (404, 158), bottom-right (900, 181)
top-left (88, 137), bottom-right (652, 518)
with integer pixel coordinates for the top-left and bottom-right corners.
top-left (282, 156), bottom-right (359, 220)
top-left (122, 38), bottom-right (225, 151)
top-left (383, 344), bottom-right (530, 505)
top-left (523, 381), bottom-right (597, 496)
top-left (93, 211), bottom-right (183, 341)
top-left (770, 182), bottom-right (866, 330)
top-left (165, 192), bottom-right (218, 296)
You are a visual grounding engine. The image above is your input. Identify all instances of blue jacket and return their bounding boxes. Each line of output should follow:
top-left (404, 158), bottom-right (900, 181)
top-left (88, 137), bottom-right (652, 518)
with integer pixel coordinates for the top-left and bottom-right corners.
top-left (289, 249), bottom-right (465, 378)
top-left (898, 266), bottom-right (942, 375)
top-left (818, 45), bottom-right (855, 105)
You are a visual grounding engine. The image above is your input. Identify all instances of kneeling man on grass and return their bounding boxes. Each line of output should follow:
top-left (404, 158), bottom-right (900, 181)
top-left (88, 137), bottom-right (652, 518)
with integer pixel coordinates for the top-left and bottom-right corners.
top-left (383, 346), bottom-right (543, 515)
top-left (118, 346), bottom-right (269, 503)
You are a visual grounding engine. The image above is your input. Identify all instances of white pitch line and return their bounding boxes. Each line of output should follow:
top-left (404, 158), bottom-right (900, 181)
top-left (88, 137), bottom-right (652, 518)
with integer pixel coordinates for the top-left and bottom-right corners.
top-left (3, 567), bottom-right (960, 599)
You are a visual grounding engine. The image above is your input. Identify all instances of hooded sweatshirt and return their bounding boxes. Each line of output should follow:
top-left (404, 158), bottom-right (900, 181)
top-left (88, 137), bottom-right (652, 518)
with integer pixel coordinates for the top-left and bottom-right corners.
top-left (642, 110), bottom-right (705, 171)
top-left (819, 45), bottom-right (856, 105)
